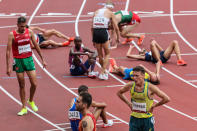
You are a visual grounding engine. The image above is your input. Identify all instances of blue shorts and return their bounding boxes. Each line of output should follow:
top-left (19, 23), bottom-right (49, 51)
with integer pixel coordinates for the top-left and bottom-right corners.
top-left (70, 120), bottom-right (80, 131)
top-left (70, 60), bottom-right (90, 75)
top-left (37, 34), bottom-right (46, 45)
top-left (145, 51), bottom-right (168, 63)
top-left (123, 68), bottom-right (133, 80)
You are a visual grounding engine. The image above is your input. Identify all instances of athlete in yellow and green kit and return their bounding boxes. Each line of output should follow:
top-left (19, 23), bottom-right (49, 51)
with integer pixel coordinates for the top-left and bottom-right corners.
top-left (117, 66), bottom-right (170, 131)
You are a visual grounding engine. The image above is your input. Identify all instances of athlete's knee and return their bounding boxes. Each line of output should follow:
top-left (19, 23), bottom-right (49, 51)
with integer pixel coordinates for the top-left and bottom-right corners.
top-left (172, 40), bottom-right (179, 46)
top-left (150, 40), bottom-right (157, 47)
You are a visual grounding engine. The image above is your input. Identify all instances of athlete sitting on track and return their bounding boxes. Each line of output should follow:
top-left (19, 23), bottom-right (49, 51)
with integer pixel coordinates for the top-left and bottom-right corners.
top-left (117, 66), bottom-right (170, 131)
top-left (26, 25), bottom-right (74, 48)
top-left (109, 58), bottom-right (161, 84)
top-left (69, 36), bottom-right (98, 78)
top-left (69, 85), bottom-right (113, 131)
top-left (110, 10), bottom-right (145, 48)
top-left (127, 39), bottom-right (187, 66)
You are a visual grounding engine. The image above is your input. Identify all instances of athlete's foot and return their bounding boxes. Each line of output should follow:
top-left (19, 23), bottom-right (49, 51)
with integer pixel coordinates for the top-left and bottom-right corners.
top-left (88, 71), bottom-right (99, 78)
top-left (62, 41), bottom-right (70, 46)
top-left (28, 100), bottom-right (38, 112)
top-left (102, 120), bottom-right (113, 128)
top-left (122, 38), bottom-right (134, 44)
top-left (177, 59), bottom-right (187, 66)
top-left (68, 37), bottom-right (74, 42)
top-left (137, 35), bottom-right (145, 45)
top-left (17, 108), bottom-right (28, 116)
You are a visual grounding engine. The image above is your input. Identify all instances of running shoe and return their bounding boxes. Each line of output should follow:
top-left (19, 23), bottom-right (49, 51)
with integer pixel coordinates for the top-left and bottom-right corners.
top-left (137, 35), bottom-right (145, 45)
top-left (102, 120), bottom-right (113, 128)
top-left (110, 58), bottom-right (117, 67)
top-left (17, 108), bottom-right (27, 116)
top-left (69, 37), bottom-right (74, 42)
top-left (99, 73), bottom-right (108, 80)
top-left (28, 100), bottom-right (38, 112)
top-left (62, 41), bottom-right (70, 46)
top-left (122, 38), bottom-right (133, 44)
top-left (177, 59), bottom-right (187, 66)
top-left (88, 71), bottom-right (99, 78)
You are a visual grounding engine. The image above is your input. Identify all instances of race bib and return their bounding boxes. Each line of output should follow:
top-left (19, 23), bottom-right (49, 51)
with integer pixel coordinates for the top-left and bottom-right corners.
top-left (121, 10), bottom-right (129, 15)
top-left (18, 44), bottom-right (31, 54)
top-left (68, 111), bottom-right (80, 120)
top-left (93, 17), bottom-right (109, 28)
top-left (132, 101), bottom-right (147, 112)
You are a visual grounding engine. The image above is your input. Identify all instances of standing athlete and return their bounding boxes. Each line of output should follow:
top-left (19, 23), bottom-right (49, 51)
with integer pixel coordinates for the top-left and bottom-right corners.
top-left (117, 66), bottom-right (170, 130)
top-left (6, 16), bottom-right (47, 116)
top-left (92, 1), bottom-right (120, 80)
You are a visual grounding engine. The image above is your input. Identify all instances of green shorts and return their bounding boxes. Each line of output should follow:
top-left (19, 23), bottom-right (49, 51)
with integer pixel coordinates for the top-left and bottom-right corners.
top-left (129, 116), bottom-right (155, 131)
top-left (13, 56), bottom-right (36, 73)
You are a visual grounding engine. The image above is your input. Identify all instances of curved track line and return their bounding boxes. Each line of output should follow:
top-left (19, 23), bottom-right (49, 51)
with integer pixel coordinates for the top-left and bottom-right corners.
top-left (0, 86), bottom-right (64, 130)
top-left (1, 1), bottom-right (65, 130)
top-left (74, 0), bottom-right (129, 125)
top-left (170, 0), bottom-right (197, 52)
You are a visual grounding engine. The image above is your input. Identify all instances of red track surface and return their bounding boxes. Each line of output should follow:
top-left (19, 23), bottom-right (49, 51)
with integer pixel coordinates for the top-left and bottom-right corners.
top-left (0, 0), bottom-right (197, 130)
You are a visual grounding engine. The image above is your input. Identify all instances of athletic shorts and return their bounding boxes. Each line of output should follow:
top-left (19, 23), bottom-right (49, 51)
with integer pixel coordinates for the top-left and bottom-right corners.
top-left (145, 51), bottom-right (168, 63)
top-left (123, 68), bottom-right (133, 80)
top-left (129, 116), bottom-right (155, 131)
top-left (92, 28), bottom-right (110, 43)
top-left (70, 120), bottom-right (80, 131)
top-left (37, 34), bottom-right (46, 45)
top-left (70, 60), bottom-right (90, 75)
top-left (129, 12), bottom-right (141, 25)
top-left (13, 56), bottom-right (36, 73)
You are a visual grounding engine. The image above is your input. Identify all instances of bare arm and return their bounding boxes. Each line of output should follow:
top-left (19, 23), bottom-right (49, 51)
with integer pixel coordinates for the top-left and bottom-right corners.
top-left (111, 13), bottom-right (120, 43)
top-left (126, 45), bottom-right (145, 60)
top-left (83, 47), bottom-right (98, 58)
top-left (6, 32), bottom-right (13, 76)
top-left (149, 84), bottom-right (170, 112)
top-left (70, 48), bottom-right (89, 56)
top-left (29, 29), bottom-right (47, 68)
top-left (82, 117), bottom-right (94, 131)
top-left (117, 82), bottom-right (133, 110)
top-left (91, 101), bottom-right (106, 108)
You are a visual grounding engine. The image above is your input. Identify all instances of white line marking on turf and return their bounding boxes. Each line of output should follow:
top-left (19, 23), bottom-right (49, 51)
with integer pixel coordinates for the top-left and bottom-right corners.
top-left (187, 80), bottom-right (197, 83)
top-left (69, 84), bottom-right (124, 90)
top-left (0, 85), bottom-right (63, 130)
top-left (179, 11), bottom-right (197, 13)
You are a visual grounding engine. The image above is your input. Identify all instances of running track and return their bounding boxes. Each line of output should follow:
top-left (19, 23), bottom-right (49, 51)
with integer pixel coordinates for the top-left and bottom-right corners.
top-left (0, 0), bottom-right (197, 130)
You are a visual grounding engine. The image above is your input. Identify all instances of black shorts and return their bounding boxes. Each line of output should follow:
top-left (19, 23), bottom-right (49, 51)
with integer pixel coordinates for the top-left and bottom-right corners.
top-left (92, 28), bottom-right (110, 43)
top-left (145, 51), bottom-right (168, 63)
top-left (37, 34), bottom-right (46, 45)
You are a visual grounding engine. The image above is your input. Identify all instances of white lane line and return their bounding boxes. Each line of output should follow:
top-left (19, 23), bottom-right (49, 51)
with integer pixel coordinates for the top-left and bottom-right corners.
top-left (0, 85), bottom-right (63, 130)
top-left (179, 11), bottom-right (197, 13)
top-left (170, 0), bottom-right (197, 52)
top-left (25, 0), bottom-right (64, 130)
top-left (69, 84), bottom-right (124, 90)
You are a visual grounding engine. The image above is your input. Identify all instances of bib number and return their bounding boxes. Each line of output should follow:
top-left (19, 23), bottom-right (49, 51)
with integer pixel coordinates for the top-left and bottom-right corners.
top-left (121, 11), bottom-right (129, 15)
top-left (18, 44), bottom-right (31, 54)
top-left (132, 101), bottom-right (147, 112)
top-left (68, 111), bottom-right (80, 120)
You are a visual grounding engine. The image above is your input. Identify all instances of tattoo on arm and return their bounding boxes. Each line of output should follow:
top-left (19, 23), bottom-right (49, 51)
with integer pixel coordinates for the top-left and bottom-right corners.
top-left (82, 120), bottom-right (88, 128)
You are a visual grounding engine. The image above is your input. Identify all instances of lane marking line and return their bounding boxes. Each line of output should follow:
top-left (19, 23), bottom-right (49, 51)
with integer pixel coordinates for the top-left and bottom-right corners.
top-left (69, 84), bottom-right (124, 90)
top-left (187, 80), bottom-right (197, 83)
top-left (0, 85), bottom-right (63, 130)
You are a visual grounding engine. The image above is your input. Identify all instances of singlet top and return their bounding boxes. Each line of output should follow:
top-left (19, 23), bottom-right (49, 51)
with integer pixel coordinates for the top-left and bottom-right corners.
top-left (78, 113), bottom-right (96, 131)
top-left (12, 28), bottom-right (32, 58)
top-left (68, 97), bottom-right (83, 120)
top-left (114, 10), bottom-right (133, 24)
top-left (93, 8), bottom-right (110, 29)
top-left (130, 81), bottom-right (153, 118)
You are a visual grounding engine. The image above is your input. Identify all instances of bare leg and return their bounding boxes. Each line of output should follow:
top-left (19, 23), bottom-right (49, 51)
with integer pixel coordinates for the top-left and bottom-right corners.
top-left (94, 107), bottom-right (107, 124)
top-left (163, 40), bottom-right (182, 60)
top-left (102, 41), bottom-right (110, 74)
top-left (16, 72), bottom-right (26, 108)
top-left (95, 44), bottom-right (104, 73)
top-left (43, 29), bottom-right (69, 40)
top-left (40, 40), bottom-right (64, 48)
top-left (121, 23), bottom-right (141, 38)
top-left (150, 40), bottom-right (162, 63)
top-left (26, 70), bottom-right (37, 102)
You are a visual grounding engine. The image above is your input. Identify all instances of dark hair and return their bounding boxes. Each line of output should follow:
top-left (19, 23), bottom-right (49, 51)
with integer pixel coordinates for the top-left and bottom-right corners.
top-left (78, 85), bottom-right (88, 94)
top-left (17, 16), bottom-right (26, 24)
top-left (74, 36), bottom-right (82, 42)
top-left (80, 92), bottom-right (92, 108)
top-left (133, 66), bottom-right (145, 74)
